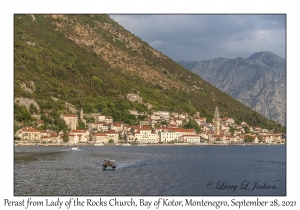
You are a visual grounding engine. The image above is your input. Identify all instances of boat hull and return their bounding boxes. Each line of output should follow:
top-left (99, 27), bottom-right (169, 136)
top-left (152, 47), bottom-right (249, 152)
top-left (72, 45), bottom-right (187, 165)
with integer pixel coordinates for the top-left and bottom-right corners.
top-left (102, 159), bottom-right (116, 170)
top-left (102, 166), bottom-right (116, 170)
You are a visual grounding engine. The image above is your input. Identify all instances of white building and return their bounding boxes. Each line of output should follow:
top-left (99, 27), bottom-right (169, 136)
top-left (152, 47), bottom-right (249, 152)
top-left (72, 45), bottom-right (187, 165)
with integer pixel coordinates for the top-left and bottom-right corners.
top-left (179, 135), bottom-right (200, 143)
top-left (69, 129), bottom-right (89, 143)
top-left (92, 122), bottom-right (109, 132)
top-left (15, 126), bottom-right (40, 142)
top-left (134, 126), bottom-right (157, 143)
top-left (160, 111), bottom-right (170, 119)
top-left (111, 121), bottom-right (124, 132)
top-left (103, 130), bottom-right (119, 143)
top-left (159, 128), bottom-right (196, 143)
top-left (92, 133), bottom-right (109, 144)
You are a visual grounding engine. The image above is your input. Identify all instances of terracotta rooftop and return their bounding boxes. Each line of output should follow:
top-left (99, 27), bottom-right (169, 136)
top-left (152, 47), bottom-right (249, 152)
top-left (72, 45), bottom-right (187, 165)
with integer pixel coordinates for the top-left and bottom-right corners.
top-left (163, 128), bottom-right (196, 133)
top-left (93, 133), bottom-right (108, 136)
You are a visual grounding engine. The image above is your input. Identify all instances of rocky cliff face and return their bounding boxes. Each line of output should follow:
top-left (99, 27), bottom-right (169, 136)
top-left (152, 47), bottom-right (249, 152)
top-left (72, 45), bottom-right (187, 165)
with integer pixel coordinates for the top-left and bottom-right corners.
top-left (178, 51), bottom-right (286, 125)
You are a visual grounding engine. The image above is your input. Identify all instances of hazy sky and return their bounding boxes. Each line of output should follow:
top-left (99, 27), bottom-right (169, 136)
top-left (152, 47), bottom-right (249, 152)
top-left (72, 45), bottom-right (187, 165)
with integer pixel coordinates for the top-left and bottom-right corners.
top-left (110, 14), bottom-right (286, 61)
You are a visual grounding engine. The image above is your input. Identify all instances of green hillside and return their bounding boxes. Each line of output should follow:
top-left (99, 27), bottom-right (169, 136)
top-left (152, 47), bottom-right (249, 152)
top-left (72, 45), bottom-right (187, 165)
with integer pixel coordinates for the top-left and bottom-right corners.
top-left (14, 14), bottom-right (285, 133)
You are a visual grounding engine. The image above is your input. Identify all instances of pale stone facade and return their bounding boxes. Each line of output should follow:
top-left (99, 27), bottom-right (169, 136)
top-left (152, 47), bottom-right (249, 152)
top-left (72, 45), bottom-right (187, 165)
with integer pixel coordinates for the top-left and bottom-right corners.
top-left (69, 130), bottom-right (89, 143)
top-left (105, 116), bottom-right (113, 124)
top-left (111, 121), bottom-right (124, 132)
top-left (92, 122), bottom-right (109, 132)
top-left (213, 106), bottom-right (221, 135)
top-left (61, 114), bottom-right (78, 130)
top-left (92, 130), bottom-right (118, 144)
top-left (92, 133), bottom-right (109, 144)
top-left (15, 127), bottom-right (59, 143)
top-left (97, 114), bottom-right (106, 122)
top-left (16, 126), bottom-right (40, 142)
top-left (124, 131), bottom-right (135, 142)
top-left (159, 128), bottom-right (196, 143)
top-left (139, 120), bottom-right (150, 126)
top-left (134, 126), bottom-right (157, 143)
top-left (104, 130), bottom-right (119, 143)
top-left (179, 135), bottom-right (200, 143)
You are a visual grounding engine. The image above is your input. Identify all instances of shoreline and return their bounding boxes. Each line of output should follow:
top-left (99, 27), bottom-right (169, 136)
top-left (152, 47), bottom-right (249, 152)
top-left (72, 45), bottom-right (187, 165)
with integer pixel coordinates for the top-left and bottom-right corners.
top-left (14, 143), bottom-right (285, 146)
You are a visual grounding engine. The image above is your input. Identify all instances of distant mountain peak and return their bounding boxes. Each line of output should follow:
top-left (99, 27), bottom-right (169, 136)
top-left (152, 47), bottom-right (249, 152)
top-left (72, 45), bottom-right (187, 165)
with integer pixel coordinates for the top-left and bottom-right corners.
top-left (248, 51), bottom-right (279, 59)
top-left (178, 51), bottom-right (286, 126)
top-left (247, 51), bottom-right (285, 68)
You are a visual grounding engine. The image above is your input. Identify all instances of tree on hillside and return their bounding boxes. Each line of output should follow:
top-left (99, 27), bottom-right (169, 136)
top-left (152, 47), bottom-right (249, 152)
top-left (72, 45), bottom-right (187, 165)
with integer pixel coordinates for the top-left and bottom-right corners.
top-left (244, 135), bottom-right (254, 143)
top-left (257, 135), bottom-right (263, 143)
top-left (77, 120), bottom-right (85, 129)
top-left (138, 115), bottom-right (148, 121)
top-left (29, 103), bottom-right (38, 115)
top-left (229, 126), bottom-right (235, 136)
top-left (63, 130), bottom-right (69, 143)
top-left (14, 104), bottom-right (32, 122)
top-left (243, 126), bottom-right (250, 134)
top-left (183, 118), bottom-right (201, 133)
top-left (54, 118), bottom-right (68, 132)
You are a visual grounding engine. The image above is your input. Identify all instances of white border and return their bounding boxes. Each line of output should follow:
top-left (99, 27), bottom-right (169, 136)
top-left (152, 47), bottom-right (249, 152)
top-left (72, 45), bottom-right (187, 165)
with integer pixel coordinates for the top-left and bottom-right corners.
top-left (1, 1), bottom-right (298, 209)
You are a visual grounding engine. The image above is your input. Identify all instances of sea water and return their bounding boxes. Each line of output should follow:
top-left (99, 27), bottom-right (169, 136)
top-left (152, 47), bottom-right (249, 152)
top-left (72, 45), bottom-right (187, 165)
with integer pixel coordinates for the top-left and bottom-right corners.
top-left (14, 145), bottom-right (286, 196)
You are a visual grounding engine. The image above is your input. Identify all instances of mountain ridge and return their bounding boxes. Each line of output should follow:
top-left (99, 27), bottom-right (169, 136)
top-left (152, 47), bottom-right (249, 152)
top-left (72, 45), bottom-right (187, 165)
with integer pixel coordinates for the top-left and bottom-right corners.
top-left (178, 51), bottom-right (286, 125)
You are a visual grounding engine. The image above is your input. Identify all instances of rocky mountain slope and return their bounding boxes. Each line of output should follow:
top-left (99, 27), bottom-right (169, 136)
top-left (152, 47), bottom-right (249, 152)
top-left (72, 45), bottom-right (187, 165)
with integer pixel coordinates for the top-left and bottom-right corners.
top-left (178, 51), bottom-right (286, 125)
top-left (14, 15), bottom-right (285, 132)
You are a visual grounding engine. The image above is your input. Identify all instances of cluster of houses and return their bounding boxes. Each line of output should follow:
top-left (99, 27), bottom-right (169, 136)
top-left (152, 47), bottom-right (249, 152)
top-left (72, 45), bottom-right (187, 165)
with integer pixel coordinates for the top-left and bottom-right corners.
top-left (14, 106), bottom-right (286, 145)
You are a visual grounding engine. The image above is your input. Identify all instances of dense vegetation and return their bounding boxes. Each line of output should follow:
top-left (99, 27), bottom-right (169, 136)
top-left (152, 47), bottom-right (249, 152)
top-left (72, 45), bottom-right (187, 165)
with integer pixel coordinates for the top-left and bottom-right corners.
top-left (14, 14), bottom-right (285, 133)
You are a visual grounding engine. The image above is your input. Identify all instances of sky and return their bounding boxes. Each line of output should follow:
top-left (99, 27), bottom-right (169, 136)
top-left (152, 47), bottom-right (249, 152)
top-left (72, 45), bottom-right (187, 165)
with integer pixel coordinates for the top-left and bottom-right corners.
top-left (110, 14), bottom-right (286, 61)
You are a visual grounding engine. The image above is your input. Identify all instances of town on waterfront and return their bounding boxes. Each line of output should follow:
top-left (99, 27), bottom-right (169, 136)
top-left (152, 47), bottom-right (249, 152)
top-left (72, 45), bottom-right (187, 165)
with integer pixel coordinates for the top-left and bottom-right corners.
top-left (14, 93), bottom-right (286, 146)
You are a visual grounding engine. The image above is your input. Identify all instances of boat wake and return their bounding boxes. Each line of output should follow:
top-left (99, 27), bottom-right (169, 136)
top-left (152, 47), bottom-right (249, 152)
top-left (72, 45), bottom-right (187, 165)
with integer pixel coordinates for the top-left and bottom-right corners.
top-left (60, 148), bottom-right (82, 152)
top-left (116, 159), bottom-right (165, 169)
top-left (114, 162), bottom-right (138, 169)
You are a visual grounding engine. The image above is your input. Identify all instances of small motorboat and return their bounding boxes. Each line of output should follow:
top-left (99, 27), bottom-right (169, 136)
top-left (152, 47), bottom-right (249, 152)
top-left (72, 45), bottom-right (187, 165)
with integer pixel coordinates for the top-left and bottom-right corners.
top-left (71, 145), bottom-right (79, 150)
top-left (102, 159), bottom-right (116, 170)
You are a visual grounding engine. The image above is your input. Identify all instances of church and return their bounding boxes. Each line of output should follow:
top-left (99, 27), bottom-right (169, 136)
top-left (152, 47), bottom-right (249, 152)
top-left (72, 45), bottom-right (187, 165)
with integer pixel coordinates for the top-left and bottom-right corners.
top-left (209, 106), bottom-right (226, 144)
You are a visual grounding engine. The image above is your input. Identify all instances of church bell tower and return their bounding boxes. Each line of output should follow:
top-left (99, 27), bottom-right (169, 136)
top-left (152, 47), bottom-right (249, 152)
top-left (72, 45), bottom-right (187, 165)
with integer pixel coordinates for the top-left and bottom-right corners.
top-left (213, 106), bottom-right (221, 135)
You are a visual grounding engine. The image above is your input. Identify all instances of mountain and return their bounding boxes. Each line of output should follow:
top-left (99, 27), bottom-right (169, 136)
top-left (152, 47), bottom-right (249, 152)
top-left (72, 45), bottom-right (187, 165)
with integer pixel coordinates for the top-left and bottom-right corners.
top-left (14, 14), bottom-right (285, 133)
top-left (178, 51), bottom-right (286, 125)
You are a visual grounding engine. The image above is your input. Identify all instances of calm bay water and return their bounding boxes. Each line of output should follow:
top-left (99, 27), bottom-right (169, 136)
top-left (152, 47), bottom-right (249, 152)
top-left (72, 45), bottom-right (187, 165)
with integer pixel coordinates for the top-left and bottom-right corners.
top-left (14, 145), bottom-right (286, 196)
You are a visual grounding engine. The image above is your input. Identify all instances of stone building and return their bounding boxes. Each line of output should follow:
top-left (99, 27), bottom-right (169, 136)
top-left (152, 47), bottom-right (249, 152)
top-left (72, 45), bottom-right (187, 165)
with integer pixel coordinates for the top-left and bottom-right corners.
top-left (134, 126), bottom-right (157, 144)
top-left (60, 114), bottom-right (78, 130)
top-left (15, 126), bottom-right (40, 142)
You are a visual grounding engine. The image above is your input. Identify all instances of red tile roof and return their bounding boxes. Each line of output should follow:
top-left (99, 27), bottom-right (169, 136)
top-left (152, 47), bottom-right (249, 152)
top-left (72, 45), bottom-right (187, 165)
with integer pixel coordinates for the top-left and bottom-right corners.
top-left (104, 130), bottom-right (118, 134)
top-left (113, 123), bottom-right (124, 126)
top-left (140, 126), bottom-right (152, 130)
top-left (70, 130), bottom-right (87, 133)
top-left (163, 128), bottom-right (195, 133)
top-left (21, 126), bottom-right (39, 132)
top-left (93, 133), bottom-right (107, 136)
